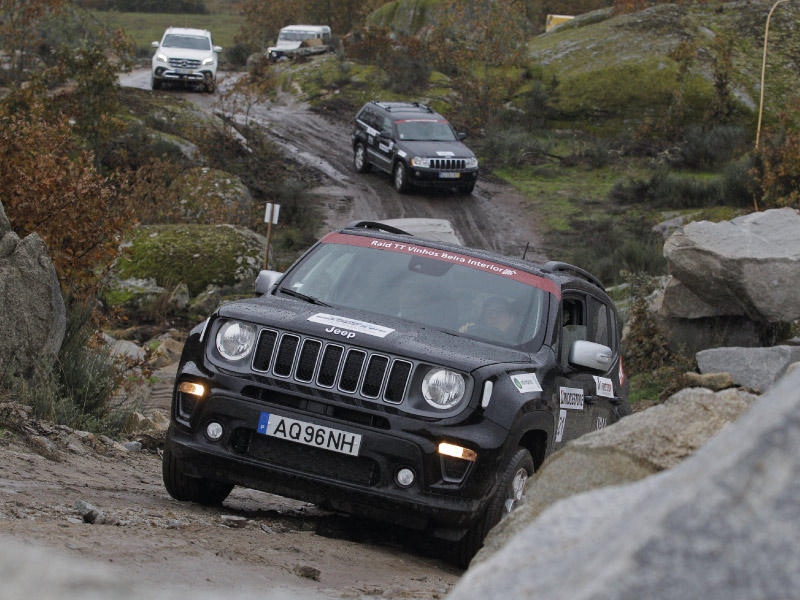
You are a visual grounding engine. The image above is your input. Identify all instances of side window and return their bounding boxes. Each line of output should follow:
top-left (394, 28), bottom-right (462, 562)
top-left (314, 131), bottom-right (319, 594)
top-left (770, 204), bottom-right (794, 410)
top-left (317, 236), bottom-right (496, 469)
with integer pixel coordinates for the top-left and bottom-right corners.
top-left (560, 296), bottom-right (587, 369)
top-left (359, 108), bottom-right (375, 129)
top-left (382, 116), bottom-right (393, 136)
top-left (588, 298), bottom-right (610, 347)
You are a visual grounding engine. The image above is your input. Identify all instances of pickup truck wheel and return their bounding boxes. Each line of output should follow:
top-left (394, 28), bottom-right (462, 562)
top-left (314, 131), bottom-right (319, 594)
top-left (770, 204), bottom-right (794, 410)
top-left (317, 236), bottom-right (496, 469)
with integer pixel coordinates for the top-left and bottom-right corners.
top-left (163, 442), bottom-right (233, 505)
top-left (393, 161), bottom-right (410, 193)
top-left (450, 447), bottom-right (533, 568)
top-left (151, 75), bottom-right (161, 90)
top-left (353, 142), bottom-right (370, 173)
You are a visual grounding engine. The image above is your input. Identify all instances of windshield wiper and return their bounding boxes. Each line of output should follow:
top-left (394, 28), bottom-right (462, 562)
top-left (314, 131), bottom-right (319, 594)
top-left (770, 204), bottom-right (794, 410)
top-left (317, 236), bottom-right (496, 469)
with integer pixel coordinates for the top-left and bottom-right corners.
top-left (279, 288), bottom-right (330, 307)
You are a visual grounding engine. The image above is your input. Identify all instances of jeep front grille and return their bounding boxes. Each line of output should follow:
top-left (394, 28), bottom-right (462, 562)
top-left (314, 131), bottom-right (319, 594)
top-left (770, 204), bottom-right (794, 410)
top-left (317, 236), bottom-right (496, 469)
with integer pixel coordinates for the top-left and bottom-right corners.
top-left (167, 58), bottom-right (202, 69)
top-left (251, 329), bottom-right (413, 406)
top-left (430, 158), bottom-right (466, 170)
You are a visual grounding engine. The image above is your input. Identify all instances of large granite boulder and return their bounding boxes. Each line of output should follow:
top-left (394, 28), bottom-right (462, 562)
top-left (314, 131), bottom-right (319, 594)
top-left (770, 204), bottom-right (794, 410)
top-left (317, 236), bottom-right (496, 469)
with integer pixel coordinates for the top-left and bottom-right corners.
top-left (663, 208), bottom-right (800, 323)
top-left (449, 369), bottom-right (800, 600)
top-left (696, 345), bottom-right (800, 392)
top-left (0, 199), bottom-right (66, 377)
top-left (475, 386), bottom-right (756, 564)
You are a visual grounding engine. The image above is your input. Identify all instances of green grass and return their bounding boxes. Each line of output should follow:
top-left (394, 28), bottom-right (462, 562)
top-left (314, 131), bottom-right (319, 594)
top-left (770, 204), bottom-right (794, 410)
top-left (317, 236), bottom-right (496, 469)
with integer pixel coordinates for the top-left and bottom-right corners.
top-left (91, 10), bottom-right (244, 50)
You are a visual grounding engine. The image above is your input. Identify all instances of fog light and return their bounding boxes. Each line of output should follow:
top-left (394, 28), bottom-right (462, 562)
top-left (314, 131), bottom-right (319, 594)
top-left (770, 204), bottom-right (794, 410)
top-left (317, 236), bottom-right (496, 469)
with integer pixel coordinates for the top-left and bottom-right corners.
top-left (438, 442), bottom-right (477, 462)
top-left (206, 422), bottom-right (224, 441)
top-left (179, 381), bottom-right (206, 397)
top-left (396, 468), bottom-right (415, 488)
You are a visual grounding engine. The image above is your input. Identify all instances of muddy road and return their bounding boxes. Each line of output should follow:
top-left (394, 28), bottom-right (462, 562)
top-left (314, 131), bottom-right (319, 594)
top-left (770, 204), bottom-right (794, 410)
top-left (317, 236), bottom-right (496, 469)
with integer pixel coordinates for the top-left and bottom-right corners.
top-left (120, 68), bottom-right (548, 261)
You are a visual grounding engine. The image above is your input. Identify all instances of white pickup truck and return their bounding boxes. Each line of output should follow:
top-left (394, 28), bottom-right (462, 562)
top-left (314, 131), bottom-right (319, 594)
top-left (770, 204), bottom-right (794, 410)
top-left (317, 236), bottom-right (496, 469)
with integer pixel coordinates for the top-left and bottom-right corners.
top-left (267, 25), bottom-right (331, 60)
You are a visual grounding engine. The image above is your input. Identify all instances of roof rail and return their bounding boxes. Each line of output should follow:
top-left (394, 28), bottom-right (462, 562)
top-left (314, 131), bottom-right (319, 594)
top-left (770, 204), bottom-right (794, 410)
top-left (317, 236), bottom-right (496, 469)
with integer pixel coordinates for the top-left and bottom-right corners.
top-left (541, 261), bottom-right (605, 291)
top-left (344, 221), bottom-right (412, 236)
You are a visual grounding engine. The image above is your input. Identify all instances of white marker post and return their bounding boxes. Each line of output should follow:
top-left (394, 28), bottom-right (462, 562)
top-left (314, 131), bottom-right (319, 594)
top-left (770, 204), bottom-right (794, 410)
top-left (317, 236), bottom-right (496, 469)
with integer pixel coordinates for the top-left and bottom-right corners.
top-left (263, 203), bottom-right (280, 269)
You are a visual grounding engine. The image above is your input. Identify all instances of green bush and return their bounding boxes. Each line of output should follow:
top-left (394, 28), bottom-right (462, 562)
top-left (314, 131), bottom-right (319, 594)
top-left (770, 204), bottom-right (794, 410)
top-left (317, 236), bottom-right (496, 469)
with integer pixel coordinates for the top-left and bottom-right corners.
top-left (224, 42), bottom-right (254, 69)
top-left (1, 302), bottom-right (134, 436)
top-left (479, 128), bottom-right (553, 168)
top-left (610, 168), bottom-right (724, 209)
top-left (672, 125), bottom-right (748, 170)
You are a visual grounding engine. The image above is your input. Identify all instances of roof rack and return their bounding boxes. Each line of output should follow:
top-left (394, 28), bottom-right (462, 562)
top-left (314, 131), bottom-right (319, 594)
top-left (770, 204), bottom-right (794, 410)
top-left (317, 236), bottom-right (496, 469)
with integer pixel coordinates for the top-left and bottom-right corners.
top-left (345, 221), bottom-right (412, 236)
top-left (375, 101), bottom-right (434, 114)
top-left (541, 261), bottom-right (605, 291)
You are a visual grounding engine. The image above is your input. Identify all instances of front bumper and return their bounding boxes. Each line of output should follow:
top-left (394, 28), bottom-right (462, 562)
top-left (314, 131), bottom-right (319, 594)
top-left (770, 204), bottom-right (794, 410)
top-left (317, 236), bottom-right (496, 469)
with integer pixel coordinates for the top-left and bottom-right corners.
top-left (408, 168), bottom-right (479, 188)
top-left (153, 66), bottom-right (215, 84)
top-left (168, 367), bottom-right (509, 535)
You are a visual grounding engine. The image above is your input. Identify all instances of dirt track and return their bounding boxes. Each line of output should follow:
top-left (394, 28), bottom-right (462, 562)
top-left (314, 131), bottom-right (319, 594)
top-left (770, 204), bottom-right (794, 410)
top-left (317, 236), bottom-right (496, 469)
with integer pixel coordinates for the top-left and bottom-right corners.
top-left (0, 68), bottom-right (548, 597)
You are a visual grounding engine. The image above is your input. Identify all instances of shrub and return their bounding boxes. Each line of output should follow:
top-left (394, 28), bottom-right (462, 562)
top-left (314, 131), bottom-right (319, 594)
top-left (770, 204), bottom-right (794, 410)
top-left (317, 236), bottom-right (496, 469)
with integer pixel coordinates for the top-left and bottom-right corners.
top-left (479, 128), bottom-right (554, 168)
top-left (672, 125), bottom-right (748, 170)
top-left (609, 168), bottom-right (723, 209)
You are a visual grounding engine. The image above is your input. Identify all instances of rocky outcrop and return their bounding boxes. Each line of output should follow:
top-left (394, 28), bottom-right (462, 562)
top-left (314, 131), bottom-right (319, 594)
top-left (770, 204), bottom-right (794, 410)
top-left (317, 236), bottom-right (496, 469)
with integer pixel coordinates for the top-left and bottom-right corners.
top-left (663, 208), bottom-right (800, 323)
top-left (696, 345), bottom-right (800, 392)
top-left (475, 386), bottom-right (756, 564)
top-left (450, 369), bottom-right (800, 600)
top-left (0, 199), bottom-right (66, 377)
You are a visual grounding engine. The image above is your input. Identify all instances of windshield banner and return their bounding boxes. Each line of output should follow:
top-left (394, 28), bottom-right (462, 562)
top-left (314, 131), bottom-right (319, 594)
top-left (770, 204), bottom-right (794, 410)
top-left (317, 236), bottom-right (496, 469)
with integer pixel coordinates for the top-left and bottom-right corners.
top-left (320, 233), bottom-right (561, 298)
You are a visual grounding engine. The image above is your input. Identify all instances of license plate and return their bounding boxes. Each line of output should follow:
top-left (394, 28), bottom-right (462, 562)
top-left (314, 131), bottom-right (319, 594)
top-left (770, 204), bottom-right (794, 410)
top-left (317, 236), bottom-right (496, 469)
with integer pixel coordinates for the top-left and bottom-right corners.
top-left (176, 68), bottom-right (193, 75)
top-left (439, 172), bottom-right (461, 179)
top-left (256, 412), bottom-right (361, 456)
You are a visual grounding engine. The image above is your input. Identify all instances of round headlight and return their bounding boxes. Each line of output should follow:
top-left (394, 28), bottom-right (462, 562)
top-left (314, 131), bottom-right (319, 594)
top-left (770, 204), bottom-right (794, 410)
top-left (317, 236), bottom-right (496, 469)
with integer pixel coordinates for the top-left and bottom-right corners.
top-left (422, 369), bottom-right (466, 409)
top-left (215, 321), bottom-right (257, 361)
top-left (411, 156), bottom-right (430, 168)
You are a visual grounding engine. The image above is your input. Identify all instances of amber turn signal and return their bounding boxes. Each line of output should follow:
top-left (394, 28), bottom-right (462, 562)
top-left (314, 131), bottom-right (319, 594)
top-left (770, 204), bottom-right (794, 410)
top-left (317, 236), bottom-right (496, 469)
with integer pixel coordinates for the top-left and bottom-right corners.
top-left (178, 381), bottom-right (206, 397)
top-left (438, 442), bottom-right (477, 462)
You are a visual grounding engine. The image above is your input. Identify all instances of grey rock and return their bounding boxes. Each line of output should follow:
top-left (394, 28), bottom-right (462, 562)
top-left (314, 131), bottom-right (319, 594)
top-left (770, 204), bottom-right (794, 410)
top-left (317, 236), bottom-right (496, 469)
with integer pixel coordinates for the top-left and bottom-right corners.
top-left (450, 368), bottom-right (800, 600)
top-left (168, 282), bottom-right (190, 311)
top-left (122, 441), bottom-right (142, 453)
top-left (103, 277), bottom-right (164, 311)
top-left (476, 387), bottom-right (756, 564)
top-left (696, 345), bottom-right (800, 392)
top-left (663, 208), bottom-right (800, 322)
top-left (189, 286), bottom-right (222, 316)
top-left (651, 211), bottom-right (699, 239)
top-left (107, 338), bottom-right (145, 361)
top-left (658, 276), bottom-right (742, 319)
top-left (220, 515), bottom-right (248, 528)
top-left (655, 314), bottom-right (768, 355)
top-left (0, 200), bottom-right (66, 376)
top-left (75, 500), bottom-right (104, 525)
top-left (293, 565), bottom-right (321, 581)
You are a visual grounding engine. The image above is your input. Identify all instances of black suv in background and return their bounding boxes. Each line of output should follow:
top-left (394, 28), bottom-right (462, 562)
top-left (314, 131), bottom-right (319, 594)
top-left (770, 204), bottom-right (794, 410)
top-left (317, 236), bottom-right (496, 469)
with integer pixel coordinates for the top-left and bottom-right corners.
top-left (163, 222), bottom-right (631, 566)
top-left (351, 101), bottom-right (479, 195)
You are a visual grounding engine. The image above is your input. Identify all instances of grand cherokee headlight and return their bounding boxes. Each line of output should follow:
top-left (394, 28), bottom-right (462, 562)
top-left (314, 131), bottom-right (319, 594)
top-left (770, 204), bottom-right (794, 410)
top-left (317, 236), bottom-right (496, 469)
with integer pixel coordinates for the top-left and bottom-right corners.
top-left (465, 157), bottom-right (478, 168)
top-left (422, 369), bottom-right (466, 409)
top-left (215, 321), bottom-right (257, 361)
top-left (202, 56), bottom-right (215, 66)
top-left (411, 156), bottom-right (430, 168)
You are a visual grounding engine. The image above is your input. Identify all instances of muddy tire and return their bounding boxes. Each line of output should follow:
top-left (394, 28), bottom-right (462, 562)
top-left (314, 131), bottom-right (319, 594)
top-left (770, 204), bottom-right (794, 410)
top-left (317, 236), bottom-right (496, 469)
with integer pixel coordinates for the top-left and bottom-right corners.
top-left (393, 161), bottom-right (410, 194)
top-left (450, 447), bottom-right (533, 568)
top-left (354, 142), bottom-right (370, 173)
top-left (151, 75), bottom-right (161, 91)
top-left (163, 442), bottom-right (233, 505)
top-left (457, 183), bottom-right (475, 196)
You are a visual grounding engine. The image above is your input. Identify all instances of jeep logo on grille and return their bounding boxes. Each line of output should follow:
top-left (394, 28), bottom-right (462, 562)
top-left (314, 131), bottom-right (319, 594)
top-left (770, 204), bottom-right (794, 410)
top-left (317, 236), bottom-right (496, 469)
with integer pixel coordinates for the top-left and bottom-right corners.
top-left (326, 326), bottom-right (356, 339)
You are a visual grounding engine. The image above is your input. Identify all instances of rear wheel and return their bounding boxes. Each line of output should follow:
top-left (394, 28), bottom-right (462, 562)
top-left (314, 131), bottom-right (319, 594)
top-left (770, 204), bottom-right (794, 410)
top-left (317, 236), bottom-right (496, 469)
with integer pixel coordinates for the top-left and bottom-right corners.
top-left (450, 447), bottom-right (533, 567)
top-left (162, 442), bottom-right (233, 505)
top-left (353, 142), bottom-right (370, 173)
top-left (393, 161), bottom-right (410, 193)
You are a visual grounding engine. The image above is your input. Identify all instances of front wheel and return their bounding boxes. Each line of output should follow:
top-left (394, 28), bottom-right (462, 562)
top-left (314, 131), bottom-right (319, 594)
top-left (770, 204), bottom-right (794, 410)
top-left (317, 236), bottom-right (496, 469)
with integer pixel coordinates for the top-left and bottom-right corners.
top-left (450, 447), bottom-right (534, 567)
top-left (457, 183), bottom-right (475, 195)
top-left (353, 142), bottom-right (370, 173)
top-left (393, 161), bottom-right (410, 193)
top-left (151, 74), bottom-right (161, 90)
top-left (162, 442), bottom-right (233, 505)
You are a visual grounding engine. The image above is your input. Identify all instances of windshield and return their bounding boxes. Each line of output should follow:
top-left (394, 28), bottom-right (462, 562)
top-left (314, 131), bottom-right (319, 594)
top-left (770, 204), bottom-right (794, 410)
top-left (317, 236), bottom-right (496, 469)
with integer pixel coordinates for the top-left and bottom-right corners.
top-left (395, 119), bottom-right (457, 142)
top-left (162, 34), bottom-right (211, 51)
top-left (279, 31), bottom-right (318, 41)
top-left (278, 234), bottom-right (554, 349)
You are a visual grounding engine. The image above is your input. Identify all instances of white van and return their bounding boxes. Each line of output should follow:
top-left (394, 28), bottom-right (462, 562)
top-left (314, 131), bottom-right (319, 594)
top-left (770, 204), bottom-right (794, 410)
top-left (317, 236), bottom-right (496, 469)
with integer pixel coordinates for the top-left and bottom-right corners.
top-left (267, 25), bottom-right (331, 59)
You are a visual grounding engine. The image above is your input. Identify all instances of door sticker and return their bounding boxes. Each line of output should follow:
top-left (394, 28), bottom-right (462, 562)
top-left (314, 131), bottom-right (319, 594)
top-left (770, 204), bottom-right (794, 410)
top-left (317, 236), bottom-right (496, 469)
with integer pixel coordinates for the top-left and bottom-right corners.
top-left (596, 416), bottom-right (608, 430)
top-left (556, 410), bottom-right (567, 443)
top-left (510, 373), bottom-right (542, 394)
top-left (592, 376), bottom-right (614, 398)
top-left (559, 387), bottom-right (584, 410)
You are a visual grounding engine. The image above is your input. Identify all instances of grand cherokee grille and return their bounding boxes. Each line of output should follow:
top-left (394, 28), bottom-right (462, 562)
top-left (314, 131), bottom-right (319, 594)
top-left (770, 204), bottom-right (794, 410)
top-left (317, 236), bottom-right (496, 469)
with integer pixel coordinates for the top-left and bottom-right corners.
top-left (167, 58), bottom-right (202, 69)
top-left (430, 158), bottom-right (466, 170)
top-left (251, 329), bottom-right (413, 405)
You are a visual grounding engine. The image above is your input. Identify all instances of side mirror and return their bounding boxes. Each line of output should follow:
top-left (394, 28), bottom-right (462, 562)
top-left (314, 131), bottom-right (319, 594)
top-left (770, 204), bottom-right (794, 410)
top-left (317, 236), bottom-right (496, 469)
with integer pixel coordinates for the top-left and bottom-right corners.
top-left (457, 132), bottom-right (467, 141)
top-left (255, 270), bottom-right (282, 295)
top-left (569, 340), bottom-right (613, 371)
top-left (151, 41), bottom-right (160, 48)
top-left (213, 46), bottom-right (223, 53)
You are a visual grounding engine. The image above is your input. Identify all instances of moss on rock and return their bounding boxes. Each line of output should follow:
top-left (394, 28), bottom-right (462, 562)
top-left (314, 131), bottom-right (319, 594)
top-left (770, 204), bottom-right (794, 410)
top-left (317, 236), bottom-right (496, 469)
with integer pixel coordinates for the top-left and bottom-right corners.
top-left (112, 224), bottom-right (266, 297)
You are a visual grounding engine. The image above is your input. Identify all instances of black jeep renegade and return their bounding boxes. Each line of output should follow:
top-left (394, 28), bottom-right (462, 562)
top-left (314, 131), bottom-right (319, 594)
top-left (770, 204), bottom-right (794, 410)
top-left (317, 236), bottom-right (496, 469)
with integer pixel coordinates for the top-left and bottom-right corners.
top-left (351, 101), bottom-right (479, 195)
top-left (163, 221), bottom-right (631, 565)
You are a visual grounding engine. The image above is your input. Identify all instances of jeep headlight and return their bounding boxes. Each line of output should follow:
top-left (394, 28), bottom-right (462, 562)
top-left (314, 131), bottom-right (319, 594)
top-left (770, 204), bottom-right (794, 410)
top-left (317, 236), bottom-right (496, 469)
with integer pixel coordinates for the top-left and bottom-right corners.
top-left (411, 156), bottom-right (430, 168)
top-left (422, 369), bottom-right (465, 409)
top-left (156, 52), bottom-right (168, 63)
top-left (465, 157), bottom-right (478, 168)
top-left (215, 321), bottom-right (257, 361)
top-left (202, 56), bottom-right (215, 66)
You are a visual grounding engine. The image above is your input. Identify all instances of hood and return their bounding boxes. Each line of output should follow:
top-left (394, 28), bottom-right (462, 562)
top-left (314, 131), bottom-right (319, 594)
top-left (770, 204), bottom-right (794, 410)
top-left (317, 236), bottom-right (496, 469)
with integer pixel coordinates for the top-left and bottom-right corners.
top-left (396, 140), bottom-right (475, 159)
top-left (158, 47), bottom-right (214, 61)
top-left (217, 296), bottom-right (532, 373)
top-left (269, 40), bottom-right (302, 51)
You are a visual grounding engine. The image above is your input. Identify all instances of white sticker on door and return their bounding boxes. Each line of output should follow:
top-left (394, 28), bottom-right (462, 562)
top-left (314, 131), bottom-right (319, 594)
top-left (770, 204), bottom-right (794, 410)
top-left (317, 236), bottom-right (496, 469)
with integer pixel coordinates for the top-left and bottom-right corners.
top-left (556, 409), bottom-right (567, 443)
top-left (560, 387), bottom-right (584, 410)
top-left (510, 373), bottom-right (543, 394)
top-left (592, 376), bottom-right (614, 398)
